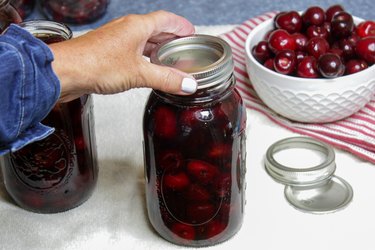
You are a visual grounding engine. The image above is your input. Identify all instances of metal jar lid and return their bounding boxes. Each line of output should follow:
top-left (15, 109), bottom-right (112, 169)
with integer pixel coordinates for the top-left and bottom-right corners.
top-left (265, 136), bottom-right (353, 214)
top-left (150, 34), bottom-right (234, 89)
top-left (19, 20), bottom-right (73, 40)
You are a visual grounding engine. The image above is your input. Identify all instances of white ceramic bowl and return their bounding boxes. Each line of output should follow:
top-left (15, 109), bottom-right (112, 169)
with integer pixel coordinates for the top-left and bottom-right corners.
top-left (245, 16), bottom-right (375, 123)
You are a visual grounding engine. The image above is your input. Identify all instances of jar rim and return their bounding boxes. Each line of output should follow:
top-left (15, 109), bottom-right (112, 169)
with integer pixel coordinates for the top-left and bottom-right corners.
top-left (19, 19), bottom-right (72, 40)
top-left (150, 34), bottom-right (234, 89)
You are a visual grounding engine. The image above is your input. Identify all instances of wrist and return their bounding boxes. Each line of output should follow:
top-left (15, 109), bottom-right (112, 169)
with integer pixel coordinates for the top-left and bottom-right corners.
top-left (49, 40), bottom-right (93, 102)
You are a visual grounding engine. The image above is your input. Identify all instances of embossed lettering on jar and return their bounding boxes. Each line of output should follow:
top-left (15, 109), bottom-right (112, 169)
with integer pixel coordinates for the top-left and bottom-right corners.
top-left (0, 20), bottom-right (98, 213)
top-left (143, 35), bottom-right (247, 247)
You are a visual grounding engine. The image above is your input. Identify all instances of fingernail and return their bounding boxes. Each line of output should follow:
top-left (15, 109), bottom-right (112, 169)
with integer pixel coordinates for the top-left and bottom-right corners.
top-left (181, 78), bottom-right (197, 94)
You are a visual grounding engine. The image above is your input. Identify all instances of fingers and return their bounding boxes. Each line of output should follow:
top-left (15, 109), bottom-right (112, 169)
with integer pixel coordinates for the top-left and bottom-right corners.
top-left (138, 11), bottom-right (197, 95)
top-left (146, 10), bottom-right (195, 37)
top-left (138, 61), bottom-right (197, 95)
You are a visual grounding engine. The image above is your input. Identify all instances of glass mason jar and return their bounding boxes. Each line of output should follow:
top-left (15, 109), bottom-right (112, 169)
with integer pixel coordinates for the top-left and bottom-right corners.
top-left (143, 35), bottom-right (247, 246)
top-left (0, 0), bottom-right (21, 32)
top-left (40, 0), bottom-right (109, 24)
top-left (10, 0), bottom-right (35, 19)
top-left (0, 20), bottom-right (98, 213)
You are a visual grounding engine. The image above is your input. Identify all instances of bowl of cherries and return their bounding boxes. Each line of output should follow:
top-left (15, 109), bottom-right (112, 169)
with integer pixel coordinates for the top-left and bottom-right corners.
top-left (245, 5), bottom-right (375, 123)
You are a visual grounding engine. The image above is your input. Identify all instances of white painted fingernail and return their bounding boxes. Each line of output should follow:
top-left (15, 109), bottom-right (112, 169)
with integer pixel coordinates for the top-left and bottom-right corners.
top-left (181, 78), bottom-right (197, 94)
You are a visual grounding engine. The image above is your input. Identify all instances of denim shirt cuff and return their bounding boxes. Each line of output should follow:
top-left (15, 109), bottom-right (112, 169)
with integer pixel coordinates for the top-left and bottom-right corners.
top-left (0, 24), bottom-right (61, 155)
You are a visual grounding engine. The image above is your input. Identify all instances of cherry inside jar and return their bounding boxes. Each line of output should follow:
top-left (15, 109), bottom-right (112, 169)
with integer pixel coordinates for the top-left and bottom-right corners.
top-left (0, 20), bottom-right (98, 213)
top-left (143, 35), bottom-right (247, 246)
top-left (10, 0), bottom-right (35, 19)
top-left (40, 0), bottom-right (109, 24)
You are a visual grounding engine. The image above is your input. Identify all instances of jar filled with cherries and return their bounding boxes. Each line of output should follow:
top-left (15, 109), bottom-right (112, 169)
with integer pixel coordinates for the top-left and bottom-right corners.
top-left (40, 0), bottom-right (109, 24)
top-left (0, 20), bottom-right (98, 213)
top-left (143, 35), bottom-right (247, 246)
top-left (252, 5), bottom-right (375, 78)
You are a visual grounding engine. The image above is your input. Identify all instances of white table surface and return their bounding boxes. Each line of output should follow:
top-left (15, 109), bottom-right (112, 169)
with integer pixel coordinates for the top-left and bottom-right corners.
top-left (1, 25), bottom-right (375, 250)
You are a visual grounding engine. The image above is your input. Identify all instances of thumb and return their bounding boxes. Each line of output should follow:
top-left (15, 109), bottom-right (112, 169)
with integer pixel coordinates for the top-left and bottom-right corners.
top-left (139, 62), bottom-right (198, 95)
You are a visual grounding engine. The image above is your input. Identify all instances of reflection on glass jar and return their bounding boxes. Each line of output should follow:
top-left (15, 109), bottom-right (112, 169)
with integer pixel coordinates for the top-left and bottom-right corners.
top-left (10, 0), bottom-right (35, 19)
top-left (40, 0), bottom-right (109, 24)
top-left (0, 20), bottom-right (98, 213)
top-left (143, 35), bottom-right (247, 247)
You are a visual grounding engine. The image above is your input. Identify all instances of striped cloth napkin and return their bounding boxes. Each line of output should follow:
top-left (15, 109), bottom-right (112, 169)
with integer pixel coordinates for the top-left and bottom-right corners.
top-left (219, 12), bottom-right (375, 164)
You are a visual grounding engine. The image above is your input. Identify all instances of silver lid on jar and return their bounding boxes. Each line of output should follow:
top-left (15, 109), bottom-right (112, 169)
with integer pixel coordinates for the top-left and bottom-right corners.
top-left (150, 34), bottom-right (234, 89)
top-left (19, 20), bottom-right (72, 40)
top-left (265, 136), bottom-right (353, 214)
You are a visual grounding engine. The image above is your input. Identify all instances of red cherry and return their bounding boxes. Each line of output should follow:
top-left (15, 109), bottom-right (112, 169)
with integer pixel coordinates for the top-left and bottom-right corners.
top-left (306, 37), bottom-right (330, 59)
top-left (207, 143), bottom-right (232, 158)
top-left (318, 53), bottom-right (345, 78)
top-left (337, 38), bottom-right (356, 60)
top-left (274, 11), bottom-right (303, 34)
top-left (356, 36), bottom-right (375, 64)
top-left (154, 106), bottom-right (177, 139)
top-left (345, 59), bottom-right (368, 74)
top-left (170, 223), bottom-right (195, 240)
top-left (184, 184), bottom-right (211, 202)
top-left (328, 48), bottom-right (345, 60)
top-left (292, 32), bottom-right (308, 51)
top-left (346, 33), bottom-right (360, 47)
top-left (331, 11), bottom-right (354, 38)
top-left (325, 4), bottom-right (345, 22)
top-left (268, 29), bottom-right (296, 53)
top-left (205, 220), bottom-right (227, 239)
top-left (296, 51), bottom-right (307, 63)
top-left (297, 56), bottom-right (319, 78)
top-left (273, 50), bottom-right (297, 75)
top-left (156, 150), bottom-right (183, 170)
top-left (306, 25), bottom-right (329, 39)
top-left (186, 203), bottom-right (216, 224)
top-left (187, 160), bottom-right (219, 185)
top-left (74, 136), bottom-right (85, 151)
top-left (162, 171), bottom-right (190, 191)
top-left (263, 58), bottom-right (275, 70)
top-left (302, 6), bottom-right (325, 26)
top-left (356, 21), bottom-right (375, 38)
top-left (252, 40), bottom-right (272, 63)
top-left (179, 107), bottom-right (201, 128)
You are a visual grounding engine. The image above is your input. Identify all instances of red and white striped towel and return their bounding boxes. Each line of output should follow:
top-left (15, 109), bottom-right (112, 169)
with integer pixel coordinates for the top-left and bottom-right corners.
top-left (220, 12), bottom-right (375, 164)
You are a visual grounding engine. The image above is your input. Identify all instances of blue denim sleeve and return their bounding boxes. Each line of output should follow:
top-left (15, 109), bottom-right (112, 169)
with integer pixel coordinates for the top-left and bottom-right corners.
top-left (0, 24), bottom-right (61, 155)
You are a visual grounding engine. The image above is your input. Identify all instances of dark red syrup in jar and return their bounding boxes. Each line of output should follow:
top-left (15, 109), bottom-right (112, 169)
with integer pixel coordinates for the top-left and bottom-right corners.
top-left (40, 0), bottom-right (109, 24)
top-left (10, 0), bottom-right (35, 19)
top-left (144, 35), bottom-right (247, 246)
top-left (0, 21), bottom-right (98, 213)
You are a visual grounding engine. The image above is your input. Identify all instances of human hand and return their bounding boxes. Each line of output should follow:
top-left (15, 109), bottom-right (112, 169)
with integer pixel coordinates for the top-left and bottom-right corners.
top-left (50, 10), bottom-right (197, 102)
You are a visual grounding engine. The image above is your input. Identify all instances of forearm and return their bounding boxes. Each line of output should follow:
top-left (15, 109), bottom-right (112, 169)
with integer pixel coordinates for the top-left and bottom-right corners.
top-left (48, 12), bottom-right (197, 102)
top-left (49, 37), bottom-right (94, 102)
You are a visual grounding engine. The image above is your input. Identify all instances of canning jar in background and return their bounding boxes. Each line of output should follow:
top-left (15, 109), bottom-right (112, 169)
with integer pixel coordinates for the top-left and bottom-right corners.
top-left (0, 0), bottom-right (21, 32)
top-left (40, 0), bottom-right (110, 24)
top-left (10, 0), bottom-right (35, 19)
top-left (0, 20), bottom-right (98, 213)
top-left (143, 35), bottom-right (247, 246)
